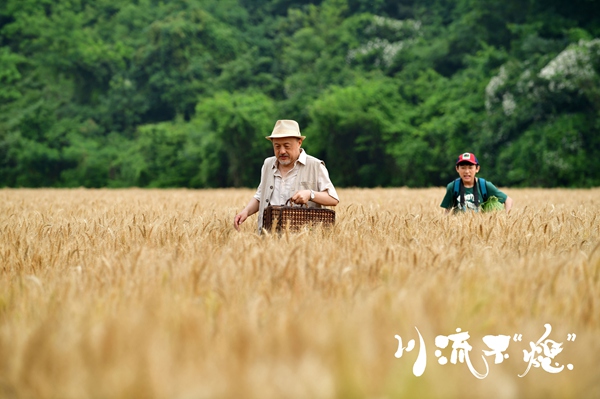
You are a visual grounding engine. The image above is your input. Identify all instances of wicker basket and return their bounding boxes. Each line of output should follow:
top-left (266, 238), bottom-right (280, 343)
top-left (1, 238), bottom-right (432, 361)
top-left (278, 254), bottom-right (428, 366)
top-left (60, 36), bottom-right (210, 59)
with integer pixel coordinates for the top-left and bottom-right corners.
top-left (263, 200), bottom-right (335, 232)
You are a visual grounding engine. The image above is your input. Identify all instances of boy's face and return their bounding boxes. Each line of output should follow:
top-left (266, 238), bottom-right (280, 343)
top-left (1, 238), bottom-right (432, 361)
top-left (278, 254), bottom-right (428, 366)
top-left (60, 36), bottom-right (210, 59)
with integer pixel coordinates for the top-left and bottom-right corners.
top-left (456, 163), bottom-right (480, 186)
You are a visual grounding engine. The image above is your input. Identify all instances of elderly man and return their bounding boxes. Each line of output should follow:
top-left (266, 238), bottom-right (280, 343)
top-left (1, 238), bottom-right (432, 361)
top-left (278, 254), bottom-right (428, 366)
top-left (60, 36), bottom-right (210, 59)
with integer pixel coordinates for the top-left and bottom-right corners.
top-left (234, 119), bottom-right (339, 233)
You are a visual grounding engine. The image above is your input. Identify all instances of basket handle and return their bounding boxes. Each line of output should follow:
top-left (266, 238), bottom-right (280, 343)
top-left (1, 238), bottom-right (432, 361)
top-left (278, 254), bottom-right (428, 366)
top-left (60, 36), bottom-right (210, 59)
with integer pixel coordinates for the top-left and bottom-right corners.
top-left (285, 198), bottom-right (307, 208)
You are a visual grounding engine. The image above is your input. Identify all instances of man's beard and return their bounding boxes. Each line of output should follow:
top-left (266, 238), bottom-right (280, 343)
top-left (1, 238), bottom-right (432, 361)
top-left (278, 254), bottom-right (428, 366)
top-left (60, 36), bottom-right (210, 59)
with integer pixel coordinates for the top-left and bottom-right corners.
top-left (278, 157), bottom-right (291, 166)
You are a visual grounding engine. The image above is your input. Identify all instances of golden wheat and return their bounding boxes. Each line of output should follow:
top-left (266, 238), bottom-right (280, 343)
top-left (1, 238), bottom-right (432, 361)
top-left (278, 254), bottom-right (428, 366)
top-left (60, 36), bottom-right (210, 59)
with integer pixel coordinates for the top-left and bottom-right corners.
top-left (0, 187), bottom-right (599, 399)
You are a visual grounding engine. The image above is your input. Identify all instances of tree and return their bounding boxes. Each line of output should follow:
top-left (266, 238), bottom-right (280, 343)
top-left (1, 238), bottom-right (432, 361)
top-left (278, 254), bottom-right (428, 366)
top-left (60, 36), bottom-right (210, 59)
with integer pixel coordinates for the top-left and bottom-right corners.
top-left (192, 91), bottom-right (276, 187)
top-left (308, 76), bottom-right (402, 187)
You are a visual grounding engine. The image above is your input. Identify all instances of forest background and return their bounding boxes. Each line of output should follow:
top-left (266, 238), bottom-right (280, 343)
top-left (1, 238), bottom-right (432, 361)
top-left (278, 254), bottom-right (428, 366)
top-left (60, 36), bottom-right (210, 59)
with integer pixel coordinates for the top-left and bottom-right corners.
top-left (1, 0), bottom-right (600, 189)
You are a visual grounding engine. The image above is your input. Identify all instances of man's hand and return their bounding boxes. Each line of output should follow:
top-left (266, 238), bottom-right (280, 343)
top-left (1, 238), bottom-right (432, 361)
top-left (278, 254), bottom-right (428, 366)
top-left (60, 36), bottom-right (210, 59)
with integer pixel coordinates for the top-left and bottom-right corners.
top-left (291, 189), bottom-right (339, 207)
top-left (291, 190), bottom-right (311, 205)
top-left (233, 198), bottom-right (260, 231)
top-left (234, 210), bottom-right (249, 231)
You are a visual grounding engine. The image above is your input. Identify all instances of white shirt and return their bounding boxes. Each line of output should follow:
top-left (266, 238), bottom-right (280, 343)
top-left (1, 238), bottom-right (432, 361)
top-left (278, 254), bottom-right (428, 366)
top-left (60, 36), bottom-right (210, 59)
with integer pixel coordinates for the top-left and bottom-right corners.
top-left (254, 149), bottom-right (339, 206)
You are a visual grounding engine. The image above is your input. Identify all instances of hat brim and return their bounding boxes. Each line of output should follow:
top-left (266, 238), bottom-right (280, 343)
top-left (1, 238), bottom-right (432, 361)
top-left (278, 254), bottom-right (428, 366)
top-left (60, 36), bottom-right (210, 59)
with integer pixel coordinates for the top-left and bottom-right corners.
top-left (456, 159), bottom-right (478, 165)
top-left (265, 135), bottom-right (306, 141)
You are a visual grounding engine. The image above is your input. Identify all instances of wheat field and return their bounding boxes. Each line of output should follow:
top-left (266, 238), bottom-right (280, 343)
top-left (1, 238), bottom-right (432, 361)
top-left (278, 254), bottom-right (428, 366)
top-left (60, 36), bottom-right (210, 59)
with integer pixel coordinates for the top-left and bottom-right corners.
top-left (0, 187), bottom-right (599, 399)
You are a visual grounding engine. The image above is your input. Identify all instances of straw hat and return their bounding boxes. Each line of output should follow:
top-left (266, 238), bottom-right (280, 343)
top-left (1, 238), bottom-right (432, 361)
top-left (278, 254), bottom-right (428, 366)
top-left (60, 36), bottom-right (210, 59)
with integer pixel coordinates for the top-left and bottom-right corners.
top-left (265, 119), bottom-right (306, 140)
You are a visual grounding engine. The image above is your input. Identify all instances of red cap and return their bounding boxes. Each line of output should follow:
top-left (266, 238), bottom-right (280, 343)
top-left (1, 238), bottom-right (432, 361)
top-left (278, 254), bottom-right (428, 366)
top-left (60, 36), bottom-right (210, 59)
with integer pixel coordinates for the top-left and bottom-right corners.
top-left (456, 152), bottom-right (479, 165)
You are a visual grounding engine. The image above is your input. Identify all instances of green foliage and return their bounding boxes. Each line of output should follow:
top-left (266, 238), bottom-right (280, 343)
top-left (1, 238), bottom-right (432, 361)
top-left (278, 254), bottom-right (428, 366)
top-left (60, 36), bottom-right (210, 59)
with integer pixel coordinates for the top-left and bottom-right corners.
top-left (481, 38), bottom-right (600, 187)
top-left (481, 195), bottom-right (504, 212)
top-left (192, 91), bottom-right (275, 187)
top-left (308, 76), bottom-right (402, 187)
top-left (0, 47), bottom-right (24, 102)
top-left (497, 114), bottom-right (596, 187)
top-left (115, 122), bottom-right (199, 188)
top-left (2, 0), bottom-right (600, 188)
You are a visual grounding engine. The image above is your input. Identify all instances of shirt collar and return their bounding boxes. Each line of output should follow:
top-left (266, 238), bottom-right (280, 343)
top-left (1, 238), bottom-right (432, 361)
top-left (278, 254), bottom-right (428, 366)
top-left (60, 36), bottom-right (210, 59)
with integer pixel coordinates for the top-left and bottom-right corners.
top-left (297, 148), bottom-right (307, 165)
top-left (273, 148), bottom-right (306, 168)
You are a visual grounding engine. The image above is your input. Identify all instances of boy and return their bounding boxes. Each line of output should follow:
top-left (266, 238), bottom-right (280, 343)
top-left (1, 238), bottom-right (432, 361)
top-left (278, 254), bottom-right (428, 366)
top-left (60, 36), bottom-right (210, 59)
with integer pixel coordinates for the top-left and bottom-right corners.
top-left (440, 152), bottom-right (513, 213)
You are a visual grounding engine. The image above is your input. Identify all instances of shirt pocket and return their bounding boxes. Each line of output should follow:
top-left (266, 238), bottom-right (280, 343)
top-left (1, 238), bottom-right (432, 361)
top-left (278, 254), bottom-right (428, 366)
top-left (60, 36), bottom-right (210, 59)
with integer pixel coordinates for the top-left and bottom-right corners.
top-left (298, 180), bottom-right (317, 190)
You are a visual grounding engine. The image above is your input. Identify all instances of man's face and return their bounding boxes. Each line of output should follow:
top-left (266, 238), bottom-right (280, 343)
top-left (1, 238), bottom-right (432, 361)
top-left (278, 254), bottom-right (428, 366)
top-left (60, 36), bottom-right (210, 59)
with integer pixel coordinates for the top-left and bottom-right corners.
top-left (272, 137), bottom-right (302, 166)
top-left (456, 163), bottom-right (480, 185)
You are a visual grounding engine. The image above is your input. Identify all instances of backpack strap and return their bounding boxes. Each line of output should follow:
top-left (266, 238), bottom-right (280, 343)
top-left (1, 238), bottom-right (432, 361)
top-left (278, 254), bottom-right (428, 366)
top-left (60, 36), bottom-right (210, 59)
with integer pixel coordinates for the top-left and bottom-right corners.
top-left (478, 178), bottom-right (488, 202)
top-left (453, 178), bottom-right (487, 208)
top-left (452, 178), bottom-right (461, 207)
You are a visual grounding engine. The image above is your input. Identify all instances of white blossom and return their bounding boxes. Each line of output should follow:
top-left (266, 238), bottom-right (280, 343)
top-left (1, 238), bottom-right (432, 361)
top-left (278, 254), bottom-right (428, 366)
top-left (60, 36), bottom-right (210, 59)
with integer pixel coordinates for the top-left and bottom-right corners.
top-left (502, 93), bottom-right (516, 116)
top-left (485, 66), bottom-right (508, 111)
top-left (561, 134), bottom-right (582, 151)
top-left (367, 16), bottom-right (422, 34)
top-left (538, 39), bottom-right (600, 92)
top-left (544, 151), bottom-right (570, 171)
top-left (346, 38), bottom-right (414, 67)
top-left (516, 69), bottom-right (534, 94)
top-left (347, 16), bottom-right (421, 67)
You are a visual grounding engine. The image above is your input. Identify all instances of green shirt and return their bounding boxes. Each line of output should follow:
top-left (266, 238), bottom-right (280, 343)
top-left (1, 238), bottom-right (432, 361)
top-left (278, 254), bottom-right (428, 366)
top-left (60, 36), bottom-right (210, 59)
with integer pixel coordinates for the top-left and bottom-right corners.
top-left (440, 178), bottom-right (507, 212)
